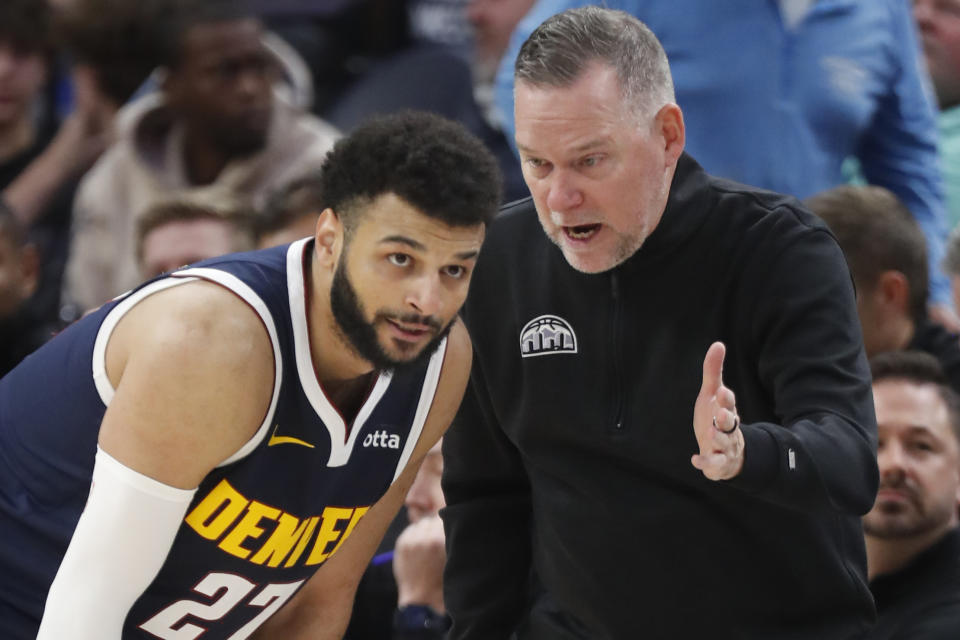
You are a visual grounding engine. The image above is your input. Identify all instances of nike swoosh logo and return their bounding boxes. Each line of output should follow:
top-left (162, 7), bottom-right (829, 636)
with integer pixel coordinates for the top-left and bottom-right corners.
top-left (267, 424), bottom-right (315, 448)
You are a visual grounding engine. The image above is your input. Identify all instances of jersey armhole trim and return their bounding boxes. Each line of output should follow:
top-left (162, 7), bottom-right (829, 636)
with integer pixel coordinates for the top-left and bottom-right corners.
top-left (92, 277), bottom-right (200, 406)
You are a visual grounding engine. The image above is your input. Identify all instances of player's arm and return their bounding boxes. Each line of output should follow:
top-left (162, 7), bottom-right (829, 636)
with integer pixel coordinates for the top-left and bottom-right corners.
top-left (249, 319), bottom-right (474, 640)
top-left (37, 280), bottom-right (275, 639)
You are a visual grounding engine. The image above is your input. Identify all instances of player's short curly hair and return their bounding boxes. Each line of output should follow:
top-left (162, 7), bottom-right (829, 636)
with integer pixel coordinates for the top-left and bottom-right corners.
top-left (318, 111), bottom-right (502, 235)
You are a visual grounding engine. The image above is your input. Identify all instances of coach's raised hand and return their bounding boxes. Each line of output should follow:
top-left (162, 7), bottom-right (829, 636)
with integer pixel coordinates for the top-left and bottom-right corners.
top-left (691, 342), bottom-right (745, 480)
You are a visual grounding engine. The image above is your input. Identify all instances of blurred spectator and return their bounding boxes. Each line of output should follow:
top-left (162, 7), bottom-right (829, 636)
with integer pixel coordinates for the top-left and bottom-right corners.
top-left (497, 1), bottom-right (954, 321)
top-left (254, 0), bottom-right (410, 115)
top-left (864, 351), bottom-right (960, 639)
top-left (346, 440), bottom-right (450, 640)
top-left (0, 0), bottom-right (52, 183)
top-left (0, 198), bottom-right (45, 378)
top-left (0, 0), bottom-right (70, 332)
top-left (136, 197), bottom-right (256, 279)
top-left (325, 1), bottom-right (529, 203)
top-left (55, 0), bottom-right (174, 111)
top-left (806, 185), bottom-right (960, 392)
top-left (62, 0), bottom-right (339, 313)
top-left (914, 0), bottom-right (960, 232)
top-left (944, 227), bottom-right (960, 314)
top-left (465, 0), bottom-right (536, 123)
top-left (4, 0), bottom-right (176, 328)
top-left (256, 173), bottom-right (324, 249)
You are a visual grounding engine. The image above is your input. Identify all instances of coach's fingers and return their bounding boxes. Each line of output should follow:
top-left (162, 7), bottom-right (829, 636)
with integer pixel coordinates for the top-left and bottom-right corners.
top-left (699, 342), bottom-right (726, 401)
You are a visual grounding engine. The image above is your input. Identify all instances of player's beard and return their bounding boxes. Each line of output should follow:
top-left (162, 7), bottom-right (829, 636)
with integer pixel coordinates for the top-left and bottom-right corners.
top-left (330, 259), bottom-right (452, 373)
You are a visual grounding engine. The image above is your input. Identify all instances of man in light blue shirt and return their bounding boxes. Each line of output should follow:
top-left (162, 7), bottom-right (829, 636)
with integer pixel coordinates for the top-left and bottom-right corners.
top-left (496, 0), bottom-right (953, 317)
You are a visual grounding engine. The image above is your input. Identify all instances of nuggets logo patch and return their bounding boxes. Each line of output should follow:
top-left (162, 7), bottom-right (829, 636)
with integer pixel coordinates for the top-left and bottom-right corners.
top-left (519, 314), bottom-right (578, 358)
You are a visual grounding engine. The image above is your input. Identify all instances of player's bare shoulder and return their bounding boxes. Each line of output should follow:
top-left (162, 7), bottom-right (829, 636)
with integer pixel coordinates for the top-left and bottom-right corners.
top-left (106, 278), bottom-right (273, 387)
top-left (99, 279), bottom-right (276, 486)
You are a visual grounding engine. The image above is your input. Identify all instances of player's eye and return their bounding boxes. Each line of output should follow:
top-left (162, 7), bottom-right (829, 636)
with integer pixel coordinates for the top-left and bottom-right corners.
top-left (388, 253), bottom-right (411, 267)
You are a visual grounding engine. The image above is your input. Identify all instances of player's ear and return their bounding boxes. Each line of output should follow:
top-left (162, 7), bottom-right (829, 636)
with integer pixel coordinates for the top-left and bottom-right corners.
top-left (315, 208), bottom-right (342, 268)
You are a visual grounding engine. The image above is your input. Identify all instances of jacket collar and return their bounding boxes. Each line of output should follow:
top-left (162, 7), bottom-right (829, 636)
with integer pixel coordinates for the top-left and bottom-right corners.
top-left (619, 152), bottom-right (713, 269)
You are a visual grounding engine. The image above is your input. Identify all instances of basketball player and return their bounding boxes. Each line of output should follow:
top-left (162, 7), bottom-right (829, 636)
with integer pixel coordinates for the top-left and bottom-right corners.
top-left (0, 111), bottom-right (501, 639)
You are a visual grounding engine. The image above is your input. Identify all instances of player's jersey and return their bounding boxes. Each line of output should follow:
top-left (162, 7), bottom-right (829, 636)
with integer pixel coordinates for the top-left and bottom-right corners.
top-left (0, 239), bottom-right (446, 639)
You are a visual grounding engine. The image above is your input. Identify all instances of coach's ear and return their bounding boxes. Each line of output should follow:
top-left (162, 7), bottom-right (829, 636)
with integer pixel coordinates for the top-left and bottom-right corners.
top-left (315, 208), bottom-right (343, 269)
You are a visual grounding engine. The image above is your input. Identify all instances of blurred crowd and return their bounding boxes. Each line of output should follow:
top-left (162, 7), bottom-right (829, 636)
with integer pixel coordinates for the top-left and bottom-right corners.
top-left (5, 0), bottom-right (960, 637)
top-left (0, 0), bottom-right (534, 379)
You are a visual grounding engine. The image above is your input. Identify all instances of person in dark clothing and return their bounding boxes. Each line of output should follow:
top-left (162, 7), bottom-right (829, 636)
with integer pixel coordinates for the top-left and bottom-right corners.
top-left (441, 7), bottom-right (879, 639)
top-left (863, 351), bottom-right (960, 639)
top-left (0, 0), bottom-right (77, 331)
top-left (805, 185), bottom-right (960, 393)
top-left (3, 0), bottom-right (169, 328)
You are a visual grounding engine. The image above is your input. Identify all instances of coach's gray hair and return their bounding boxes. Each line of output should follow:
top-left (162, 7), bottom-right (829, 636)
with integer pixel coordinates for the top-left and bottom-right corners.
top-left (515, 6), bottom-right (674, 120)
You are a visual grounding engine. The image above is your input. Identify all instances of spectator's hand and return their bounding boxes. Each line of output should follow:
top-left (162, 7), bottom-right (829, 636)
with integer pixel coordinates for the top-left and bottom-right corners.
top-left (692, 341), bottom-right (744, 480)
top-left (2, 66), bottom-right (116, 226)
top-left (929, 303), bottom-right (960, 334)
top-left (45, 66), bottom-right (116, 177)
top-left (393, 514), bottom-right (446, 613)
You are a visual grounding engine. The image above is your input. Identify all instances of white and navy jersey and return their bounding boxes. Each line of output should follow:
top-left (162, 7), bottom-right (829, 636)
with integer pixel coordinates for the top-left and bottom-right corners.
top-left (0, 239), bottom-right (446, 639)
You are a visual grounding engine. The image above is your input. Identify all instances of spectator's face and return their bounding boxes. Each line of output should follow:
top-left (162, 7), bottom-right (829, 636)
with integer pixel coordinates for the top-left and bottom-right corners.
top-left (914, 0), bottom-right (960, 108)
top-left (466, 0), bottom-right (536, 84)
top-left (140, 217), bottom-right (246, 278)
top-left (324, 193), bottom-right (483, 370)
top-left (863, 379), bottom-right (960, 541)
top-left (166, 19), bottom-right (274, 156)
top-left (0, 41), bottom-right (46, 130)
top-left (514, 63), bottom-right (683, 274)
top-left (405, 443), bottom-right (444, 522)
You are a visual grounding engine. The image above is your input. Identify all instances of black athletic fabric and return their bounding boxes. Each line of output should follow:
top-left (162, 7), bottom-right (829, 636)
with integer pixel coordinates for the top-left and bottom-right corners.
top-left (443, 153), bottom-right (879, 640)
top-left (868, 528), bottom-right (960, 639)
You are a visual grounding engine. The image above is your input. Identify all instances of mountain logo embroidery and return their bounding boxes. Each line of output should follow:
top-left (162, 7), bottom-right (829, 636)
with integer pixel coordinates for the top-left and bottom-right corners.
top-left (267, 424), bottom-right (315, 449)
top-left (519, 314), bottom-right (578, 358)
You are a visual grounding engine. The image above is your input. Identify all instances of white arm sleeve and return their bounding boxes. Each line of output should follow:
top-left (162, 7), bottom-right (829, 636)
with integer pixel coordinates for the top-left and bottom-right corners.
top-left (37, 447), bottom-right (197, 639)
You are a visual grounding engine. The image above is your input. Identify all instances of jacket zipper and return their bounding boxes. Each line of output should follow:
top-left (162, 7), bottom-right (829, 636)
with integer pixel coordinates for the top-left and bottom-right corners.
top-left (611, 270), bottom-right (624, 431)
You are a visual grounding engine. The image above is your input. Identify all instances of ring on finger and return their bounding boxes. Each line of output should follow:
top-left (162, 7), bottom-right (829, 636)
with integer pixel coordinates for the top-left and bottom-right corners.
top-left (712, 414), bottom-right (740, 434)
